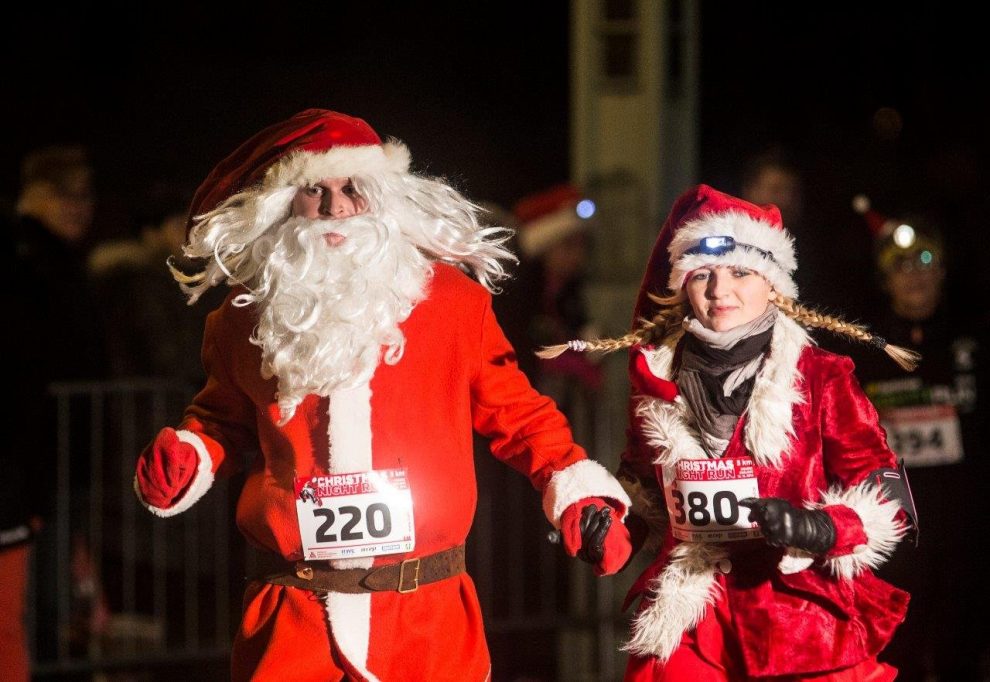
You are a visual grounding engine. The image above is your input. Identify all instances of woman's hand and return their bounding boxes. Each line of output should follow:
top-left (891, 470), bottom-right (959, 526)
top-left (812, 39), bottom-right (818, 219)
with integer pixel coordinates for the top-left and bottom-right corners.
top-left (560, 497), bottom-right (633, 575)
top-left (739, 497), bottom-right (836, 554)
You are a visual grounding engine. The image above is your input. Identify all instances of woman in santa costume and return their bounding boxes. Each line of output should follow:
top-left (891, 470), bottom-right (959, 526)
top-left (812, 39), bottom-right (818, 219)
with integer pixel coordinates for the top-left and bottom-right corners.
top-left (541, 184), bottom-right (917, 681)
top-left (131, 109), bottom-right (632, 682)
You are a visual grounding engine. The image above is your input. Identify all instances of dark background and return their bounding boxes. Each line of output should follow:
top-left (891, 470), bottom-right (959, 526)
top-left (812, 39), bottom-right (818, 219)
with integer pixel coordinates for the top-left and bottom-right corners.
top-left (4, 2), bottom-right (987, 263)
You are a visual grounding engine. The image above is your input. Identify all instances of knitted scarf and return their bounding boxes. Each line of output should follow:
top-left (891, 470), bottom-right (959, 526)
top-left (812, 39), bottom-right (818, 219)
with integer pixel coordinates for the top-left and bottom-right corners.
top-left (678, 306), bottom-right (776, 457)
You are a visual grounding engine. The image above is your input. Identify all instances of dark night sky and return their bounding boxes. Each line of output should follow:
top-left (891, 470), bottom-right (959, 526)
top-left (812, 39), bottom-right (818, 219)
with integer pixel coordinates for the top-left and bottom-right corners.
top-left (4, 2), bottom-right (988, 309)
top-left (2, 3), bottom-right (571, 230)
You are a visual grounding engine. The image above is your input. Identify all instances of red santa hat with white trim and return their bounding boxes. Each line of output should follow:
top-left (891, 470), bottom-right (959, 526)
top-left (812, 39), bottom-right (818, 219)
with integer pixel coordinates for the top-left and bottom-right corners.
top-left (512, 183), bottom-right (596, 258)
top-left (185, 109), bottom-right (410, 236)
top-left (633, 183), bottom-right (797, 324)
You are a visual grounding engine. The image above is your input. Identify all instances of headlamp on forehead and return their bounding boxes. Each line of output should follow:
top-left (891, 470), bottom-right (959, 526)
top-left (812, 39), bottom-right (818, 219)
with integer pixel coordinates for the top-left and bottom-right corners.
top-left (684, 235), bottom-right (776, 263)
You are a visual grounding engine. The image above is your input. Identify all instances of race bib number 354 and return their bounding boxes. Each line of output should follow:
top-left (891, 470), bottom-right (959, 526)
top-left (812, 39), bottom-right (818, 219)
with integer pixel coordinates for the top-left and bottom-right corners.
top-left (294, 469), bottom-right (415, 560)
top-left (662, 458), bottom-right (762, 542)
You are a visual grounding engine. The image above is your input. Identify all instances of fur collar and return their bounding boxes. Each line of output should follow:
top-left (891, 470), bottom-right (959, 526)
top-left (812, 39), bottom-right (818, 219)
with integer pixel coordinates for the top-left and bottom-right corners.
top-left (637, 314), bottom-right (810, 469)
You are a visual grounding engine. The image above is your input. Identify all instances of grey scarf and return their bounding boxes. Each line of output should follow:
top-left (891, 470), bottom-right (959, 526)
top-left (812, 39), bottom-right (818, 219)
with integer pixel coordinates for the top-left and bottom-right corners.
top-left (678, 307), bottom-right (777, 457)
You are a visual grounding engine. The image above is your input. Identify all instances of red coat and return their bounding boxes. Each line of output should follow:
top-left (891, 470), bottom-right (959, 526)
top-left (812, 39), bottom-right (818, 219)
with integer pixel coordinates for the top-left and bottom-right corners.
top-left (620, 315), bottom-right (909, 678)
top-left (135, 263), bottom-right (629, 681)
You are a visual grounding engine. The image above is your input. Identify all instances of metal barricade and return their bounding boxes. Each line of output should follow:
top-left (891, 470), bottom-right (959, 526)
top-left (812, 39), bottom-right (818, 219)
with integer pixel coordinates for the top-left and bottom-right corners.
top-left (30, 379), bottom-right (241, 679)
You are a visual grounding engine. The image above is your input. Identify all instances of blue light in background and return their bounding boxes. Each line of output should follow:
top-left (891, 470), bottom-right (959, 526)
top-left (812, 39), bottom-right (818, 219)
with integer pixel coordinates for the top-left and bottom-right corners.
top-left (575, 199), bottom-right (596, 219)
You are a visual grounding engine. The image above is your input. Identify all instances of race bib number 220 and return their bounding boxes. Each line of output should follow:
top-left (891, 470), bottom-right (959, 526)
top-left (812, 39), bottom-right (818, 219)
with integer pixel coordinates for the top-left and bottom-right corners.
top-left (294, 469), bottom-right (415, 560)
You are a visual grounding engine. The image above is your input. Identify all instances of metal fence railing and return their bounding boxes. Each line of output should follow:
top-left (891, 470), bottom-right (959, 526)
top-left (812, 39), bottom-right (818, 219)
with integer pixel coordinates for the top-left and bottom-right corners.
top-left (30, 379), bottom-right (240, 680)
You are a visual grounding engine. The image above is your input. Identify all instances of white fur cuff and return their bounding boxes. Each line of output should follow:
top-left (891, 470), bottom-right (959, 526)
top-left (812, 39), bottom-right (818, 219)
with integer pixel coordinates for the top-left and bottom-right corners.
top-left (817, 481), bottom-right (906, 580)
top-left (543, 459), bottom-right (632, 527)
top-left (134, 430), bottom-right (215, 518)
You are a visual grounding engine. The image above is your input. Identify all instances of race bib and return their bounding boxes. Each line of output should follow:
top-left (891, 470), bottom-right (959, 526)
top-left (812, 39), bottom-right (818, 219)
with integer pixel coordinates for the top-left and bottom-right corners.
top-left (880, 404), bottom-right (964, 468)
top-left (662, 458), bottom-right (762, 542)
top-left (294, 469), bottom-right (415, 560)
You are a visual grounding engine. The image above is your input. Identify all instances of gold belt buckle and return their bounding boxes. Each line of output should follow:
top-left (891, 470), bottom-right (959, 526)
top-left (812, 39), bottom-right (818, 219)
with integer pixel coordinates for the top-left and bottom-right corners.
top-left (397, 558), bottom-right (420, 593)
top-left (295, 562), bottom-right (315, 581)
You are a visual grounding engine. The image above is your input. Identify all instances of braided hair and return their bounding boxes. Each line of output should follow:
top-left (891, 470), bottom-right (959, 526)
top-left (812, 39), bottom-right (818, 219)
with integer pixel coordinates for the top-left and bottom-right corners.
top-left (538, 291), bottom-right (919, 372)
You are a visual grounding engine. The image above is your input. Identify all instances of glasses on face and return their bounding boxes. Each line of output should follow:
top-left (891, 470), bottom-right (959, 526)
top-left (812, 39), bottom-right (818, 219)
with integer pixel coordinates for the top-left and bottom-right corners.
top-left (683, 235), bottom-right (776, 263)
top-left (887, 250), bottom-right (941, 273)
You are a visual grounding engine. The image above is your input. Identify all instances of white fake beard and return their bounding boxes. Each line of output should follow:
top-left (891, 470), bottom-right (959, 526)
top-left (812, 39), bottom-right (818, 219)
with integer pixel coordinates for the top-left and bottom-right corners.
top-left (241, 213), bottom-right (430, 423)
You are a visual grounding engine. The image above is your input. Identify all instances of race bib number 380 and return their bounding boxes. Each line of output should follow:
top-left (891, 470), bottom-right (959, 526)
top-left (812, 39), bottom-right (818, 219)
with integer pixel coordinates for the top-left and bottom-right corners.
top-left (294, 469), bottom-right (415, 560)
top-left (662, 458), bottom-right (762, 542)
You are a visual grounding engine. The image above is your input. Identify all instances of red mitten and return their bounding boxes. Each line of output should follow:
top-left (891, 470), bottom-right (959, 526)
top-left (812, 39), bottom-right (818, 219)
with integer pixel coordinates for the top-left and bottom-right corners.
top-left (136, 428), bottom-right (198, 508)
top-left (560, 497), bottom-right (633, 576)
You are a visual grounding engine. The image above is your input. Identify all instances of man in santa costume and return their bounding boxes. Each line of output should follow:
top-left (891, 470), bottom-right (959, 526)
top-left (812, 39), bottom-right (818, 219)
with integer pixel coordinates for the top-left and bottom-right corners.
top-left (540, 184), bottom-right (917, 680)
top-left (132, 109), bottom-right (632, 681)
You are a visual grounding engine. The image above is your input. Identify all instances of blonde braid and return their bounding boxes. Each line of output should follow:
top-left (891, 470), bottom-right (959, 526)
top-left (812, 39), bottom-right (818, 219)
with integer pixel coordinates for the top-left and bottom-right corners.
top-left (774, 294), bottom-right (920, 371)
top-left (535, 300), bottom-right (687, 359)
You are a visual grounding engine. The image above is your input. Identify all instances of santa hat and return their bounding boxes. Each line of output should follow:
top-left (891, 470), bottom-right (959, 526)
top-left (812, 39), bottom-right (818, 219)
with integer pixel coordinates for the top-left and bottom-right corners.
top-left (851, 194), bottom-right (900, 241)
top-left (852, 195), bottom-right (944, 274)
top-left (633, 184), bottom-right (797, 324)
top-left (512, 184), bottom-right (596, 258)
top-left (186, 109), bottom-right (410, 235)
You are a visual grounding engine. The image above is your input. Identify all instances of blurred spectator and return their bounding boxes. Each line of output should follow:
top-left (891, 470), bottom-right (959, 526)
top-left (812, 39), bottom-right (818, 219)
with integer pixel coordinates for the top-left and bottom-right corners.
top-left (89, 182), bottom-right (223, 384)
top-left (739, 147), bottom-right (874, 325)
top-left (3, 145), bottom-right (108, 672)
top-left (506, 184), bottom-right (603, 409)
top-left (740, 147), bottom-right (803, 227)
top-left (852, 201), bottom-right (987, 680)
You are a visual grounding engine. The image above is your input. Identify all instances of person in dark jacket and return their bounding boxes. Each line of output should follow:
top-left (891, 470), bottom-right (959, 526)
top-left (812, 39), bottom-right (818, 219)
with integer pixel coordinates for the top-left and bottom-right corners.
top-left (3, 145), bottom-right (107, 676)
top-left (852, 207), bottom-right (987, 681)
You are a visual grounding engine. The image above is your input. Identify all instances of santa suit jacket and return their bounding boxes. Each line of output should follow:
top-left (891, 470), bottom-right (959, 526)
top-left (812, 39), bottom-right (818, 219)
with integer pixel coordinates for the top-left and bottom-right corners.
top-left (135, 263), bottom-right (629, 681)
top-left (619, 314), bottom-right (909, 678)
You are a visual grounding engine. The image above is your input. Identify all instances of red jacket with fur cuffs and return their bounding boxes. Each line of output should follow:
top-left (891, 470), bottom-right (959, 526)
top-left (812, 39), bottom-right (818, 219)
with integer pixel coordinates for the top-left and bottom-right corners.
top-left (619, 314), bottom-right (909, 678)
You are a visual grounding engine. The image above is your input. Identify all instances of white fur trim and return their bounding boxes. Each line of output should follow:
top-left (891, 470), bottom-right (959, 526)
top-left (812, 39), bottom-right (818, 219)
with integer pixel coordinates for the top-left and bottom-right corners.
top-left (637, 316), bottom-right (809, 469)
top-left (262, 142), bottom-right (410, 190)
top-left (637, 397), bottom-right (707, 468)
top-left (667, 210), bottom-right (798, 299)
top-left (543, 459), bottom-right (632, 527)
top-left (328, 383), bottom-right (375, 571)
top-left (133, 430), bottom-right (214, 518)
top-left (742, 315), bottom-right (808, 469)
top-left (778, 549), bottom-right (815, 574)
top-left (323, 385), bottom-right (378, 680)
top-left (623, 542), bottom-right (725, 660)
top-left (518, 205), bottom-right (585, 258)
top-left (639, 341), bottom-right (678, 383)
top-left (325, 592), bottom-right (379, 682)
top-left (817, 482), bottom-right (907, 580)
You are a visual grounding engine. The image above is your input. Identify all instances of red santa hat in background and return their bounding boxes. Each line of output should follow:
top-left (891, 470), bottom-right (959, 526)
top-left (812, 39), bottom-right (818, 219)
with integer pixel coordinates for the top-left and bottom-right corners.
top-left (633, 183), bottom-right (798, 324)
top-left (512, 183), bottom-right (596, 258)
top-left (186, 109), bottom-right (410, 236)
top-left (852, 194), bottom-right (944, 274)
top-left (851, 194), bottom-right (901, 241)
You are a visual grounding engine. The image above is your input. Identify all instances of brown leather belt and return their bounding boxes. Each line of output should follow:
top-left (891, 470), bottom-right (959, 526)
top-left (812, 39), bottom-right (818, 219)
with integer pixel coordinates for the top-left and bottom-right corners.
top-left (249, 544), bottom-right (466, 594)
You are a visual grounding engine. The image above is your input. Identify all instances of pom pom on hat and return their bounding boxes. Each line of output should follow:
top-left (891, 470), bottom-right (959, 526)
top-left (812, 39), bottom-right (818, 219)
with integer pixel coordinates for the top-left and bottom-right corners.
top-left (513, 184), bottom-right (596, 258)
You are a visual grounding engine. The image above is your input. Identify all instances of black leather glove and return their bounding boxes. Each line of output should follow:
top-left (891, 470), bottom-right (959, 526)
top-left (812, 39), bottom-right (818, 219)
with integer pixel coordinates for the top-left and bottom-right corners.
top-left (577, 503), bottom-right (613, 564)
top-left (738, 497), bottom-right (836, 554)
